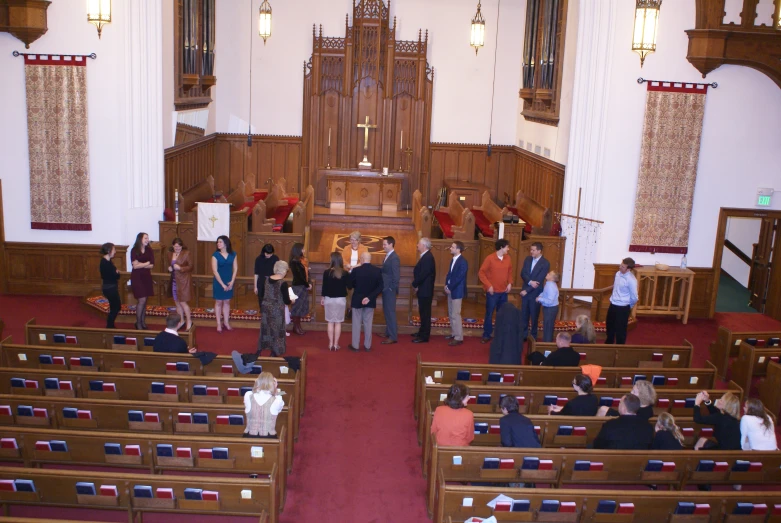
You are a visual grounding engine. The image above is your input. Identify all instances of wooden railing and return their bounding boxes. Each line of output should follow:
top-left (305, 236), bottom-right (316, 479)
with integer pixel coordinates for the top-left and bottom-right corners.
top-left (163, 134), bottom-right (217, 210)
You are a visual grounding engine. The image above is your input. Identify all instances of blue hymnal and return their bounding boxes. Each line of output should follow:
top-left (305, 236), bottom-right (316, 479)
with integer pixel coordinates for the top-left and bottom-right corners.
top-left (104, 443), bottom-right (122, 455)
top-left (192, 385), bottom-right (207, 396)
top-left (184, 488), bottom-right (203, 500)
top-left (746, 338), bottom-right (758, 346)
top-left (521, 457), bottom-right (540, 470)
top-left (62, 407), bottom-right (78, 419)
top-left (10, 377), bottom-right (25, 388)
top-left (113, 335), bottom-right (126, 344)
top-left (483, 458), bottom-right (500, 469)
top-left (685, 398), bottom-right (696, 408)
top-left (512, 500), bottom-right (531, 512)
top-left (456, 370), bottom-right (471, 381)
top-left (143, 337), bottom-right (155, 346)
top-left (487, 372), bottom-right (502, 382)
top-left (156, 444), bottom-right (173, 457)
top-left (38, 355), bottom-right (53, 365)
top-left (133, 485), bottom-right (153, 498)
top-left (44, 378), bottom-right (59, 390)
top-left (228, 415), bottom-right (244, 425)
top-left (80, 357), bottom-right (94, 367)
top-left (732, 460), bottom-right (750, 472)
top-left (250, 365), bottom-right (262, 374)
top-left (75, 482), bottom-right (96, 495)
top-left (733, 503), bottom-right (754, 515)
top-left (212, 447), bottom-right (229, 459)
top-left (557, 426), bottom-right (573, 436)
top-left (573, 461), bottom-right (590, 471)
top-left (14, 480), bottom-right (35, 492)
top-left (675, 502), bottom-right (695, 515)
top-left (88, 380), bottom-right (104, 391)
top-left (193, 413), bottom-right (209, 425)
top-left (476, 394), bottom-right (491, 405)
top-left (53, 334), bottom-right (67, 343)
top-left (17, 405), bottom-right (33, 417)
top-left (151, 382), bottom-right (165, 394)
top-left (696, 460), bottom-right (715, 472)
top-left (633, 375), bottom-right (647, 383)
top-left (651, 375), bottom-right (666, 386)
top-left (474, 422), bottom-right (489, 434)
top-left (543, 395), bottom-right (558, 406)
top-left (176, 362), bottom-right (189, 372)
top-left (50, 440), bottom-right (68, 452)
top-left (599, 397), bottom-right (613, 407)
top-left (769, 337), bottom-right (780, 347)
top-left (240, 386), bottom-right (252, 396)
top-left (540, 500), bottom-right (560, 512)
top-left (645, 460), bottom-right (663, 472)
top-left (596, 501), bottom-right (617, 514)
top-left (128, 410), bottom-right (144, 422)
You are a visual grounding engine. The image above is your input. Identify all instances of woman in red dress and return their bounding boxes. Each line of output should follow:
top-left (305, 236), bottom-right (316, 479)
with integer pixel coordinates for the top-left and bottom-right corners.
top-left (130, 232), bottom-right (154, 329)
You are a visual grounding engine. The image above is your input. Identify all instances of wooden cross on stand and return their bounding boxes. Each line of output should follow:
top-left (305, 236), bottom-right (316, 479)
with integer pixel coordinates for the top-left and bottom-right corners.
top-left (555, 188), bottom-right (605, 287)
top-left (356, 116), bottom-right (377, 168)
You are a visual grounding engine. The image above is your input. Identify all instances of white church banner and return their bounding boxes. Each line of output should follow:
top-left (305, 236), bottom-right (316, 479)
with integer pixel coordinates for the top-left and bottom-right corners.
top-left (197, 202), bottom-right (230, 241)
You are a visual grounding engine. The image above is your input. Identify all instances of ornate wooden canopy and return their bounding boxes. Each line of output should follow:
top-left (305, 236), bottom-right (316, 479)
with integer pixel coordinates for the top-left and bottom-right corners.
top-left (301, 0), bottom-right (433, 205)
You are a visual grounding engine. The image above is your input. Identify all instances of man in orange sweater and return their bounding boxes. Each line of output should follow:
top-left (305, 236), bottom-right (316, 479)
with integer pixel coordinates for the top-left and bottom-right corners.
top-left (477, 239), bottom-right (513, 344)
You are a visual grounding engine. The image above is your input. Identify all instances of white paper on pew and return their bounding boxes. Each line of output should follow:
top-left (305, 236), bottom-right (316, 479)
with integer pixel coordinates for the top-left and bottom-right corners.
top-left (425, 376), bottom-right (435, 384)
top-left (241, 489), bottom-right (252, 499)
top-left (279, 366), bottom-right (289, 374)
top-left (486, 494), bottom-right (513, 509)
top-left (759, 357), bottom-right (766, 364)
top-left (462, 497), bottom-right (474, 507)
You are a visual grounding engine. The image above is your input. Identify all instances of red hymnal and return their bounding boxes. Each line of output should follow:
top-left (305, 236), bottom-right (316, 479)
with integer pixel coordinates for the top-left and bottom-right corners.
top-left (560, 502), bottom-right (577, 513)
top-left (226, 388), bottom-right (240, 396)
top-left (156, 487), bottom-right (174, 499)
top-left (673, 400), bottom-right (685, 408)
top-left (556, 397), bottom-right (568, 406)
top-left (693, 504), bottom-right (710, 515)
top-left (222, 365), bottom-right (233, 374)
top-left (470, 373), bottom-right (482, 382)
top-left (77, 410), bottom-right (92, 420)
top-left (177, 413), bottom-right (192, 424)
top-left (488, 425), bottom-right (500, 435)
top-left (666, 377), bottom-right (678, 386)
top-left (590, 462), bottom-right (604, 471)
top-left (773, 505), bottom-right (781, 515)
top-left (597, 377), bottom-right (607, 385)
top-left (60, 381), bottom-right (73, 390)
top-left (538, 459), bottom-right (553, 470)
top-left (494, 501), bottom-right (511, 512)
top-left (499, 459), bottom-right (514, 469)
top-left (657, 398), bottom-right (670, 408)
top-left (35, 441), bottom-right (51, 451)
top-left (65, 336), bottom-right (77, 344)
top-left (166, 362), bottom-right (177, 371)
top-left (206, 387), bottom-right (220, 396)
top-left (202, 490), bottom-right (219, 501)
top-left (144, 413), bottom-right (160, 423)
top-left (100, 485), bottom-right (118, 497)
top-left (0, 480), bottom-right (16, 492)
top-left (502, 373), bottom-right (515, 383)
top-left (516, 396), bottom-right (525, 405)
top-left (713, 462), bottom-right (728, 472)
top-left (753, 504), bottom-right (768, 515)
top-left (124, 445), bottom-right (141, 456)
top-left (0, 406), bottom-right (11, 416)
top-left (33, 408), bottom-right (48, 418)
top-left (573, 427), bottom-right (587, 436)
top-left (70, 357), bottom-right (81, 366)
top-left (24, 380), bottom-right (39, 389)
top-left (617, 503), bottom-right (635, 514)
top-left (621, 377), bottom-right (632, 386)
top-left (125, 338), bottom-right (137, 346)
top-left (164, 385), bottom-right (177, 395)
top-left (700, 427), bottom-right (714, 437)
top-left (52, 356), bottom-right (66, 365)
top-left (123, 361), bottom-right (136, 369)
top-left (681, 427), bottom-right (694, 437)
top-left (661, 462), bottom-right (676, 472)
top-left (533, 426), bottom-right (541, 435)
top-left (198, 448), bottom-right (212, 458)
top-left (466, 396), bottom-right (476, 405)
top-left (176, 447), bottom-right (192, 458)
top-left (216, 415), bottom-right (229, 425)
top-left (749, 462), bottom-right (763, 472)
top-left (578, 353), bottom-right (586, 360)
top-left (652, 353), bottom-right (663, 361)
top-left (103, 383), bottom-right (116, 392)
top-left (0, 438), bottom-right (18, 449)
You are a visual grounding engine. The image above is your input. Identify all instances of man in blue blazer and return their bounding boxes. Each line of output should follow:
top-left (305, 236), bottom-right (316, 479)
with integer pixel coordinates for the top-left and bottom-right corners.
top-left (520, 242), bottom-right (550, 342)
top-left (445, 241), bottom-right (468, 346)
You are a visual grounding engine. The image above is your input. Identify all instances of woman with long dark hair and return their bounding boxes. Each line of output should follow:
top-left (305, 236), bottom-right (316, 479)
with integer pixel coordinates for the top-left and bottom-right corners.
top-left (100, 243), bottom-right (121, 328)
top-left (168, 238), bottom-right (193, 330)
top-left (130, 232), bottom-right (154, 330)
top-left (288, 242), bottom-right (311, 335)
top-left (741, 397), bottom-right (778, 450)
top-left (211, 235), bottom-right (237, 333)
top-left (321, 252), bottom-right (349, 351)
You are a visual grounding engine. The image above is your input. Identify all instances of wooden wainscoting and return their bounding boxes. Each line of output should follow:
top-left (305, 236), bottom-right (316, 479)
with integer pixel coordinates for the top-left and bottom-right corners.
top-left (164, 134), bottom-right (217, 210)
top-left (174, 123), bottom-right (206, 146)
top-left (594, 263), bottom-right (715, 319)
top-left (3, 243), bottom-right (128, 296)
top-left (513, 146), bottom-right (565, 215)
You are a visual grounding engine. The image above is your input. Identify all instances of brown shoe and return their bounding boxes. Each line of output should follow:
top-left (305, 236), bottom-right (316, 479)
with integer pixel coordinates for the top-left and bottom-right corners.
top-left (381, 339), bottom-right (397, 345)
top-left (448, 340), bottom-right (464, 346)
top-left (481, 337), bottom-right (492, 344)
top-left (292, 316), bottom-right (305, 335)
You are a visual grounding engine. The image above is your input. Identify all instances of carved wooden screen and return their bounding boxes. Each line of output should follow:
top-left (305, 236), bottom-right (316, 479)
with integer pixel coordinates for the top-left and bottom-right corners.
top-left (175, 0), bottom-right (216, 110)
top-left (519, 0), bottom-right (568, 126)
top-left (301, 0), bottom-right (434, 206)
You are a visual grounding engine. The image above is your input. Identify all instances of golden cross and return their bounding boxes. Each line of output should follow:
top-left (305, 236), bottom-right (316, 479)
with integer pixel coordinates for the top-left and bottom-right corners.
top-left (209, 215), bottom-right (219, 228)
top-left (356, 116), bottom-right (377, 153)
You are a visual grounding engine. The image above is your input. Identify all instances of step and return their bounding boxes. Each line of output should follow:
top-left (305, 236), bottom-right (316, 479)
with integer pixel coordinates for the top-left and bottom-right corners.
top-left (310, 213), bottom-right (415, 230)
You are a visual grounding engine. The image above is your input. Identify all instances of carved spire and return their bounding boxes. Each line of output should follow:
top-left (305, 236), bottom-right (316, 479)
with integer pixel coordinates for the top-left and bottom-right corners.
top-left (312, 24), bottom-right (316, 37)
top-left (425, 29), bottom-right (428, 42)
top-left (319, 24), bottom-right (323, 38)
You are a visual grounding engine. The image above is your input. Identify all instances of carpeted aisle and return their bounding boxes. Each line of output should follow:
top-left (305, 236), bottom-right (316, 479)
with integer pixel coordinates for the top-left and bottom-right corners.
top-left (1, 295), bottom-right (781, 521)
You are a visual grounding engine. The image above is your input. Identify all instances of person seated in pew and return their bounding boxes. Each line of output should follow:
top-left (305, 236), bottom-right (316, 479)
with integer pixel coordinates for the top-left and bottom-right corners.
top-left (244, 372), bottom-right (285, 438)
top-left (527, 332), bottom-right (580, 367)
top-left (153, 314), bottom-right (196, 354)
top-left (592, 393), bottom-right (654, 450)
top-left (597, 380), bottom-right (656, 420)
top-left (652, 412), bottom-right (685, 450)
top-left (500, 395), bottom-right (541, 448)
top-left (548, 374), bottom-right (599, 416)
top-left (571, 314), bottom-right (596, 344)
top-left (740, 397), bottom-right (778, 451)
top-left (431, 383), bottom-right (475, 447)
top-left (693, 390), bottom-right (741, 450)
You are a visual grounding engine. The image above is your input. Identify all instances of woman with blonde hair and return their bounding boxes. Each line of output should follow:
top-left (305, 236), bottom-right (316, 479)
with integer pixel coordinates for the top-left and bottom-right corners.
top-left (571, 314), bottom-right (596, 344)
top-left (741, 397), bottom-right (778, 450)
top-left (340, 231), bottom-right (368, 319)
top-left (599, 379), bottom-right (656, 420)
top-left (693, 390), bottom-right (741, 450)
top-left (652, 412), bottom-right (685, 450)
top-left (243, 372), bottom-right (284, 438)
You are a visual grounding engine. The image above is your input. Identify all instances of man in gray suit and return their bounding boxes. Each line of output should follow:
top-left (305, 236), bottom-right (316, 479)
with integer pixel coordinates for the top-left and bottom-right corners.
top-left (378, 236), bottom-right (401, 345)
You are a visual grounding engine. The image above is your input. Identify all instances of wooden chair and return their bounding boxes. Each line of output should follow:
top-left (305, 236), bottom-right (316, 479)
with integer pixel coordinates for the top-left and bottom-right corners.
top-left (471, 191), bottom-right (506, 238)
top-left (24, 318), bottom-right (196, 350)
top-left (709, 325), bottom-right (781, 379)
top-left (412, 189), bottom-right (432, 239)
top-left (433, 192), bottom-right (476, 240)
top-left (503, 189), bottom-right (553, 235)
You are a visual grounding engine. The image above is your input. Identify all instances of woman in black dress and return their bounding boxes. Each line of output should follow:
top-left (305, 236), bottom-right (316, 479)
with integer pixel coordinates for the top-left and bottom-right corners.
top-left (130, 232), bottom-right (154, 329)
top-left (254, 243), bottom-right (279, 311)
top-left (288, 243), bottom-right (311, 335)
top-left (259, 261), bottom-right (294, 356)
top-left (100, 243), bottom-right (121, 328)
top-left (693, 390), bottom-right (741, 450)
top-left (652, 412), bottom-right (685, 450)
top-left (548, 374), bottom-right (599, 416)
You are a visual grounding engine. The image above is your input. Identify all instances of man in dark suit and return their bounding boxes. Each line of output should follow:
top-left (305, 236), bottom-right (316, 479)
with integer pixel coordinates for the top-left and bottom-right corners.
top-left (520, 242), bottom-right (550, 342)
top-left (347, 252), bottom-right (383, 352)
top-left (592, 394), bottom-right (654, 450)
top-left (444, 241), bottom-right (468, 346)
top-left (527, 332), bottom-right (580, 366)
top-left (499, 396), bottom-right (541, 448)
top-left (378, 236), bottom-right (401, 345)
top-left (153, 314), bottom-right (196, 354)
top-left (412, 237), bottom-right (436, 343)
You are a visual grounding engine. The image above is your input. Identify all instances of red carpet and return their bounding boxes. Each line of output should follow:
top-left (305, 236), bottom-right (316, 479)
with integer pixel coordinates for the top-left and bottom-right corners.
top-left (1, 295), bottom-right (780, 522)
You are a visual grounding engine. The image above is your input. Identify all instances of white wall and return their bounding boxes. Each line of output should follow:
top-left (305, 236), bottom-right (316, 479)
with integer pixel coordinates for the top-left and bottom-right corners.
top-left (722, 217), bottom-right (762, 287)
top-left (162, 0), bottom-right (175, 149)
top-left (589, 0), bottom-right (781, 270)
top-left (214, 0), bottom-right (523, 145)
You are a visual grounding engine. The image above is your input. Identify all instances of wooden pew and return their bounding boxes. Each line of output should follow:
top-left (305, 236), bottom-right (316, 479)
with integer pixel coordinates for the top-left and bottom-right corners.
top-left (731, 342), bottom-right (781, 398)
top-left (0, 466), bottom-right (276, 523)
top-left (24, 318), bottom-right (196, 350)
top-left (471, 191), bottom-right (506, 238)
top-left (0, 424), bottom-right (288, 510)
top-left (433, 192), bottom-right (476, 240)
top-left (760, 360), bottom-right (781, 417)
top-left (1, 340), bottom-right (308, 417)
top-left (428, 443), bottom-right (781, 516)
top-left (503, 188), bottom-right (553, 235)
top-left (418, 381), bottom-right (742, 447)
top-left (0, 394), bottom-right (294, 472)
top-left (260, 182), bottom-right (300, 233)
top-left (225, 180), bottom-right (257, 216)
top-left (709, 325), bottom-right (781, 379)
top-left (434, 474), bottom-right (781, 523)
top-left (527, 338), bottom-right (695, 368)
top-left (179, 174), bottom-right (217, 213)
top-left (290, 185), bottom-right (315, 234)
top-left (412, 189), bottom-right (432, 239)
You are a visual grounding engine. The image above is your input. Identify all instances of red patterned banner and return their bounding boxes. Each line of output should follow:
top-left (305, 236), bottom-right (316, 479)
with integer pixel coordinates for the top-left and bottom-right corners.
top-left (629, 81), bottom-right (709, 254)
top-left (25, 55), bottom-right (92, 230)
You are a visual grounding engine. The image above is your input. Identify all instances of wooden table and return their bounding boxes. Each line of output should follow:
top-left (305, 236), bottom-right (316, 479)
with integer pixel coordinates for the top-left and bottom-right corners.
top-left (635, 266), bottom-right (695, 324)
top-left (324, 170), bottom-right (403, 211)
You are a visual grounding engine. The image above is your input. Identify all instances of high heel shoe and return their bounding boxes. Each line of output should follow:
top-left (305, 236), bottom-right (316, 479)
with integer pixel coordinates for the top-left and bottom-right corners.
top-left (224, 324), bottom-right (234, 331)
top-left (135, 322), bottom-right (143, 330)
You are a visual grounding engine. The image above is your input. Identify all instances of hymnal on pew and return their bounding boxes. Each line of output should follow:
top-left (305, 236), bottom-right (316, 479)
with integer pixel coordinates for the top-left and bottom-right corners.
top-left (79, 357), bottom-right (93, 366)
top-left (125, 445), bottom-right (141, 456)
top-left (10, 378), bottom-right (25, 388)
top-left (1, 438), bottom-right (18, 449)
top-left (128, 410), bottom-right (143, 422)
top-left (178, 413), bottom-right (192, 423)
top-left (202, 490), bottom-right (219, 501)
top-left (16, 405), bottom-right (33, 417)
top-left (193, 413), bottom-right (209, 424)
top-left (14, 480), bottom-right (35, 492)
top-left (156, 444), bottom-right (173, 457)
top-left (77, 410), bottom-right (92, 419)
top-left (133, 485), bottom-right (153, 498)
top-left (184, 488), bottom-right (203, 500)
top-left (35, 441), bottom-right (51, 451)
top-left (63, 408), bottom-right (78, 419)
top-left (75, 482), bottom-right (96, 495)
top-left (512, 500), bottom-right (531, 512)
top-left (144, 413), bottom-right (160, 422)
top-left (193, 385), bottom-right (207, 395)
top-left (177, 447), bottom-right (192, 458)
top-left (176, 362), bottom-right (189, 371)
top-left (100, 485), bottom-right (118, 497)
top-left (0, 406), bottom-right (12, 416)
top-left (0, 480), bottom-right (16, 492)
top-left (89, 380), bottom-right (103, 391)
top-left (206, 387), bottom-right (219, 396)
top-left (52, 357), bottom-right (66, 365)
top-left (39, 355), bottom-right (53, 364)
top-left (156, 487), bottom-right (174, 499)
top-left (50, 440), bottom-right (68, 452)
top-left (251, 365), bottom-right (263, 374)
top-left (198, 448), bottom-right (212, 458)
top-left (60, 381), bottom-right (73, 390)
top-left (33, 408), bottom-right (47, 418)
top-left (53, 334), bottom-right (66, 343)
top-left (228, 415), bottom-right (244, 425)
top-left (596, 501), bottom-right (617, 514)
top-left (652, 375), bottom-right (666, 386)
top-left (212, 447), bottom-right (229, 459)
top-left (104, 443), bottom-right (121, 455)
top-left (540, 500), bottom-right (559, 512)
top-left (151, 382), bottom-right (165, 394)
top-left (482, 458), bottom-right (499, 469)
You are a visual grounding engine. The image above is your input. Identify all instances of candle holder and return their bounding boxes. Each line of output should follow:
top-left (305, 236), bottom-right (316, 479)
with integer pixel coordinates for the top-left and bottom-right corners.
top-left (398, 151), bottom-right (403, 172)
top-left (404, 147), bottom-right (413, 172)
top-left (326, 145), bottom-right (331, 170)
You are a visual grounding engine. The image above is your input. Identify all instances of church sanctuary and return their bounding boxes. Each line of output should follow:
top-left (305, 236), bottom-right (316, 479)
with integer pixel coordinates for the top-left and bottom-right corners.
top-left (3, 0), bottom-right (781, 521)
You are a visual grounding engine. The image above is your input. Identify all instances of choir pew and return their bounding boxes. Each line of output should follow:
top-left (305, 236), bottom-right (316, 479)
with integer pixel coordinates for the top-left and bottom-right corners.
top-left (428, 443), bottom-right (781, 516)
top-left (527, 338), bottom-right (695, 368)
top-left (0, 425), bottom-right (287, 510)
top-left (471, 191), bottom-right (505, 238)
top-left (760, 361), bottom-right (781, 416)
top-left (433, 192), bottom-right (476, 240)
top-left (435, 476), bottom-right (781, 523)
top-left (0, 394), bottom-right (294, 472)
top-left (709, 325), bottom-right (781, 379)
top-left (503, 188), bottom-right (553, 235)
top-left (0, 466), bottom-right (275, 523)
top-left (731, 342), bottom-right (781, 397)
top-left (412, 189), bottom-right (432, 239)
top-left (24, 318), bottom-right (196, 350)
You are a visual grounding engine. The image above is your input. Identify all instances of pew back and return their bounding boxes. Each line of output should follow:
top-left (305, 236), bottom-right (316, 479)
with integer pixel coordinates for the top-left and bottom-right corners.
top-left (413, 189), bottom-right (432, 239)
top-left (527, 339), bottom-right (694, 368)
top-left (710, 326), bottom-right (781, 379)
top-left (23, 319), bottom-right (196, 350)
top-left (760, 361), bottom-right (781, 417)
top-left (731, 342), bottom-right (781, 397)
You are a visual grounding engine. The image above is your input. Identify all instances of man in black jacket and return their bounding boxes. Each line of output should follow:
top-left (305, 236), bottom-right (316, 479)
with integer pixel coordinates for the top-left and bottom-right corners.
top-left (528, 332), bottom-right (581, 366)
top-left (412, 237), bottom-right (436, 343)
top-left (592, 394), bottom-right (654, 449)
top-left (499, 396), bottom-right (541, 448)
top-left (153, 314), bottom-right (195, 354)
top-left (348, 252), bottom-right (383, 352)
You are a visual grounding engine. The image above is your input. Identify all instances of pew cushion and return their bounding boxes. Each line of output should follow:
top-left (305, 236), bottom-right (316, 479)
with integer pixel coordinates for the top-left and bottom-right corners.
top-left (253, 191), bottom-right (268, 201)
top-left (471, 209), bottom-right (494, 237)
top-left (272, 205), bottom-right (294, 226)
top-left (163, 208), bottom-right (175, 222)
top-left (434, 210), bottom-right (455, 238)
top-left (506, 207), bottom-right (534, 233)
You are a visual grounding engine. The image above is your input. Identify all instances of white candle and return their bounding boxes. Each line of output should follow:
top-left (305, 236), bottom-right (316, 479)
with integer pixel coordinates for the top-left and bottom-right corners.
top-left (400, 130), bottom-right (403, 150)
top-left (328, 128), bottom-right (331, 146)
top-left (175, 189), bottom-right (179, 202)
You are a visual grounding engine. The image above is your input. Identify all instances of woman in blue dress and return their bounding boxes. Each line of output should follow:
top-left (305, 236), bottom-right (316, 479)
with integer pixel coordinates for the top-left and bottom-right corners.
top-left (211, 235), bottom-right (238, 333)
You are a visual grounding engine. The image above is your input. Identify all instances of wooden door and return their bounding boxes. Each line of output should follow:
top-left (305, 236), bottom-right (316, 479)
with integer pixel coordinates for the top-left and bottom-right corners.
top-left (748, 217), bottom-right (778, 315)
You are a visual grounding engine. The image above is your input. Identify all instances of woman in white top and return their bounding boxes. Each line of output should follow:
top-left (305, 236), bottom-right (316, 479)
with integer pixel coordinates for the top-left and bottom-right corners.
top-left (243, 372), bottom-right (285, 438)
top-left (740, 397), bottom-right (778, 450)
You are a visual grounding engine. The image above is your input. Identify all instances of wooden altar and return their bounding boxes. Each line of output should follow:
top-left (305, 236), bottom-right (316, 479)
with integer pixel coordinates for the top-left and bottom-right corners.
top-left (324, 170), bottom-right (403, 211)
top-left (635, 266), bottom-right (695, 324)
top-left (301, 0), bottom-right (433, 208)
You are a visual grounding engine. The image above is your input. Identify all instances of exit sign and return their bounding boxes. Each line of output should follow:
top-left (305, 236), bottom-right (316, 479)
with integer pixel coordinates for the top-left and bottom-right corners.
top-left (757, 188), bottom-right (774, 207)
